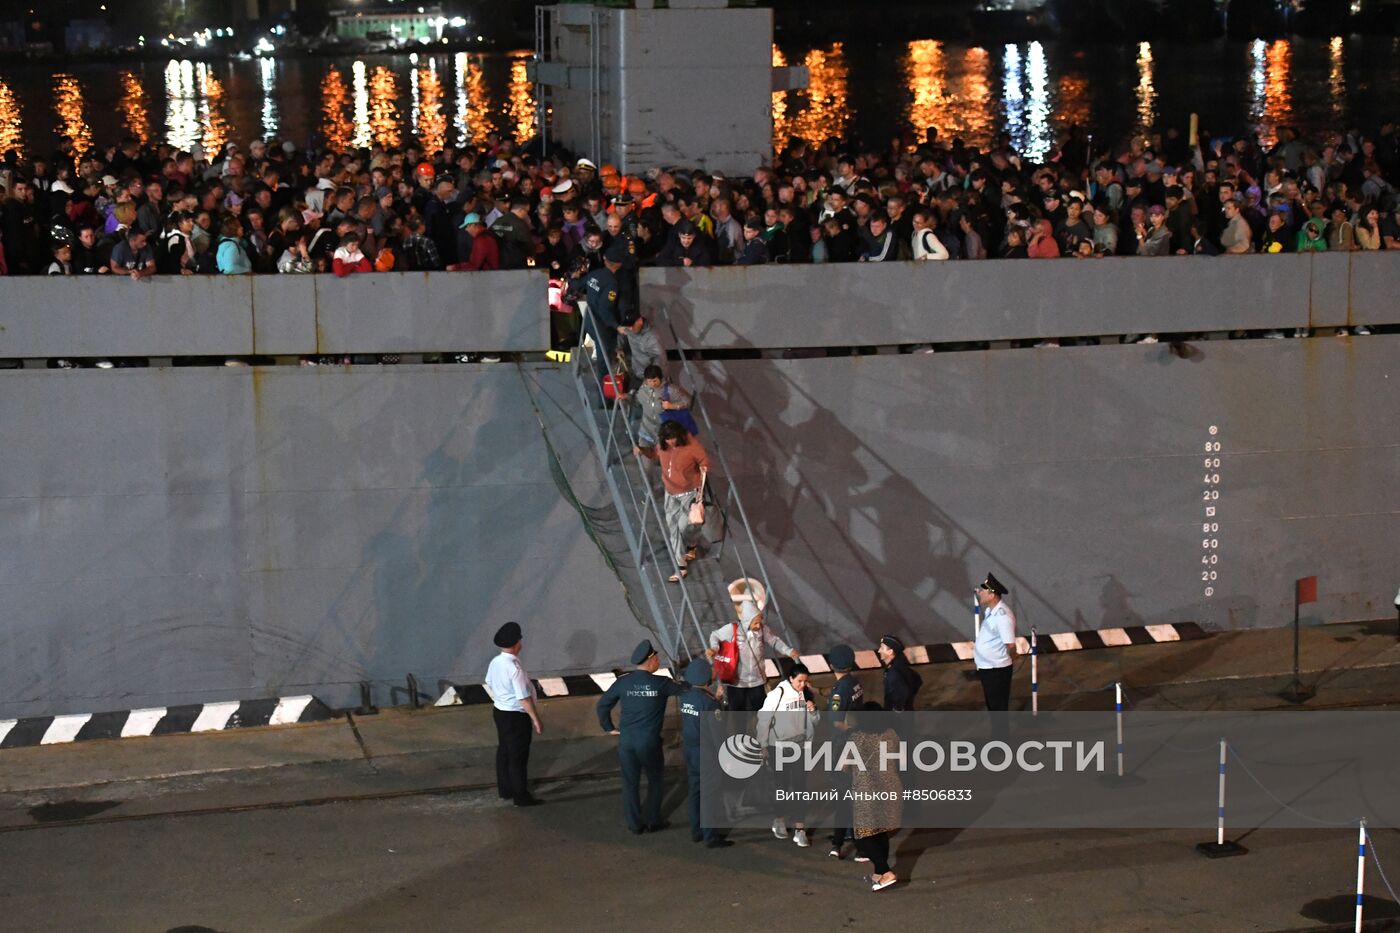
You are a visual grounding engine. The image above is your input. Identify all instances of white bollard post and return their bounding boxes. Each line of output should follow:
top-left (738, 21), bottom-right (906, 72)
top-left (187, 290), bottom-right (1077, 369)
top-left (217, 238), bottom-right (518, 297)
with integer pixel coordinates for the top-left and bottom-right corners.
top-left (1115, 682), bottom-right (1124, 777)
top-left (1196, 739), bottom-right (1247, 857)
top-left (1031, 629), bottom-right (1039, 716)
top-left (1216, 738), bottom-right (1227, 846)
top-left (1357, 820), bottom-right (1367, 933)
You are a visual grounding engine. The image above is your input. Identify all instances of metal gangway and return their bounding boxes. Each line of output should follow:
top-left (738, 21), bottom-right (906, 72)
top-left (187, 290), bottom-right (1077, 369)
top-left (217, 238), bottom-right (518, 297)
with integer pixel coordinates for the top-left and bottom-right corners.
top-left (570, 304), bottom-right (796, 665)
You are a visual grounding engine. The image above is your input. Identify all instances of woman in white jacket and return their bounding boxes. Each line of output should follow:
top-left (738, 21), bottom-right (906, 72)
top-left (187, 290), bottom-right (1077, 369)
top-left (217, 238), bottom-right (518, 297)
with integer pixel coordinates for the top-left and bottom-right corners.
top-left (756, 664), bottom-right (819, 848)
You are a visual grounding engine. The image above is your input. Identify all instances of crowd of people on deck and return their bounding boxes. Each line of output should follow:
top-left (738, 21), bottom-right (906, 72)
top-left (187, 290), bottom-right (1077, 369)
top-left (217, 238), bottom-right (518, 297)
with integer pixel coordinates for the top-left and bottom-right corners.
top-left (2, 120), bottom-right (1397, 284)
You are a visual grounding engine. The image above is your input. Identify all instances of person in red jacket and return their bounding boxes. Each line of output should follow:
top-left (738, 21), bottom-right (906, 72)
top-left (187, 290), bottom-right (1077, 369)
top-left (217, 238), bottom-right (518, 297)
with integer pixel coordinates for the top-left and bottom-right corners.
top-left (332, 232), bottom-right (372, 277)
top-left (449, 213), bottom-right (500, 271)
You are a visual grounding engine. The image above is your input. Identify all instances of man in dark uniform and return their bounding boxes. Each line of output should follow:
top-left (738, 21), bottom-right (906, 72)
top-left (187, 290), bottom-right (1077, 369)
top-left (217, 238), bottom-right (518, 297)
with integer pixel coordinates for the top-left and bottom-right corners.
top-left (583, 238), bottom-right (627, 389)
top-left (825, 644), bottom-right (863, 859)
top-left (597, 639), bottom-right (686, 834)
top-left (877, 635), bottom-right (922, 712)
top-left (679, 658), bottom-right (731, 849)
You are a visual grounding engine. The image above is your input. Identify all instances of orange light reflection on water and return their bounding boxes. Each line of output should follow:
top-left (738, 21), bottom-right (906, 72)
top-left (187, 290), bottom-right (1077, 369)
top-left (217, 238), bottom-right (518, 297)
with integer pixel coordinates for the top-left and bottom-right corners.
top-left (773, 43), bottom-right (849, 150)
top-left (906, 39), bottom-right (948, 137)
top-left (1135, 41), bottom-right (1156, 133)
top-left (119, 71), bottom-right (151, 143)
top-left (465, 57), bottom-right (491, 145)
top-left (1057, 73), bottom-right (1091, 136)
top-left (369, 65), bottom-right (401, 148)
top-left (508, 55), bottom-right (535, 144)
top-left (959, 47), bottom-right (995, 147)
top-left (196, 63), bottom-right (231, 155)
top-left (416, 62), bottom-right (446, 156)
top-left (1328, 36), bottom-right (1345, 124)
top-left (321, 65), bottom-right (351, 152)
top-left (1263, 40), bottom-right (1293, 147)
top-left (0, 79), bottom-right (22, 158)
top-left (903, 41), bottom-right (997, 149)
top-left (771, 46), bottom-right (787, 152)
top-left (1248, 39), bottom-right (1293, 148)
top-left (53, 74), bottom-right (92, 156)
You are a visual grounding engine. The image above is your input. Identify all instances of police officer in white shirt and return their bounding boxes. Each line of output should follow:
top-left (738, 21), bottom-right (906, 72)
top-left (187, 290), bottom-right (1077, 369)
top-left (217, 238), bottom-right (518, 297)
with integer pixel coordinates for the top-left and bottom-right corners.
top-left (973, 572), bottom-right (1017, 711)
top-left (485, 622), bottom-right (544, 807)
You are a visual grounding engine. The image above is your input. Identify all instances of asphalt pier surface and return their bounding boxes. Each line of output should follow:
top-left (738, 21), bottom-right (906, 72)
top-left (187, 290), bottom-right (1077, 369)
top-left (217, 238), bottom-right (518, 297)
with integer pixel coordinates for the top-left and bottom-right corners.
top-left (5, 620), bottom-right (1400, 932)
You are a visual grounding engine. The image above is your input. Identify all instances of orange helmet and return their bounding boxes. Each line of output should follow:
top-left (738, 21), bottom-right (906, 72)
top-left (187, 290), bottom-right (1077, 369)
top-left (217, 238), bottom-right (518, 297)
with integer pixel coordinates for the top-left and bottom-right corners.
top-left (601, 174), bottom-right (621, 195)
top-left (415, 161), bottom-right (436, 179)
top-left (599, 163), bottom-right (620, 178)
top-left (627, 175), bottom-right (647, 195)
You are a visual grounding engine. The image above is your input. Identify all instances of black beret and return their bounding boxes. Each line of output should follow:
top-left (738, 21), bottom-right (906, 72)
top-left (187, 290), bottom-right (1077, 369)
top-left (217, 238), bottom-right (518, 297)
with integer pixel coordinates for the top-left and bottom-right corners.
top-left (493, 621), bottom-right (522, 648)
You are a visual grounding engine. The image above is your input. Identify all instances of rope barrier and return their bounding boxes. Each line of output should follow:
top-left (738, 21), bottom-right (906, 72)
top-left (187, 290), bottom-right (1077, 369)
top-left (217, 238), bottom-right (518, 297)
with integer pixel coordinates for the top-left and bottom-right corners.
top-left (1366, 828), bottom-right (1400, 906)
top-left (1224, 747), bottom-right (1356, 828)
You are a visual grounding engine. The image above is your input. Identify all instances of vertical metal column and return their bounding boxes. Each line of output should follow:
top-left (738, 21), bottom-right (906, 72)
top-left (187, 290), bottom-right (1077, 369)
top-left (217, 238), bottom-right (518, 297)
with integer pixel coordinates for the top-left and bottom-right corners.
top-left (533, 5), bottom-right (548, 156)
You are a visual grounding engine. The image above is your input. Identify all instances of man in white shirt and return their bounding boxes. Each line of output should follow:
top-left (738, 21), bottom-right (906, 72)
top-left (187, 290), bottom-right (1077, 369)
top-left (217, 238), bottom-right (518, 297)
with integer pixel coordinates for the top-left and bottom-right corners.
top-left (485, 621), bottom-right (544, 807)
top-left (973, 572), bottom-right (1017, 712)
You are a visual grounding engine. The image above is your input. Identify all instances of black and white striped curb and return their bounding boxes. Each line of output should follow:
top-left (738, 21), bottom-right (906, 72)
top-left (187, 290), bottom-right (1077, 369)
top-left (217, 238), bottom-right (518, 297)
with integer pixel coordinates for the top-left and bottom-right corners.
top-left (0, 695), bottom-right (337, 750)
top-left (435, 622), bottom-right (1211, 706)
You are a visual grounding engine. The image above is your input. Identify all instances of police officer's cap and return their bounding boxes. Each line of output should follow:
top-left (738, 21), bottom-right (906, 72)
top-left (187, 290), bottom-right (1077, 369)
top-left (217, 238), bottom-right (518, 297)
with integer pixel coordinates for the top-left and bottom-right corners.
top-left (829, 644), bottom-right (855, 671)
top-left (612, 193), bottom-right (634, 206)
top-left (878, 635), bottom-right (905, 653)
top-left (604, 237), bottom-right (631, 264)
top-left (631, 639), bottom-right (657, 665)
top-left (493, 621), bottom-right (522, 648)
top-left (684, 658), bottom-right (712, 685)
top-left (978, 572), bottom-right (1009, 596)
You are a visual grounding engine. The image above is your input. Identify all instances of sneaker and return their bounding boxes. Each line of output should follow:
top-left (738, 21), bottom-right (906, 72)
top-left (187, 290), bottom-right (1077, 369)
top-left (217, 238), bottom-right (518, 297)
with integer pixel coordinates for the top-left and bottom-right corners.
top-left (94, 360), bottom-right (115, 369)
top-left (854, 855), bottom-right (870, 863)
top-left (771, 818), bottom-right (788, 839)
top-left (224, 358), bottom-right (249, 367)
top-left (453, 353), bottom-right (473, 364)
top-left (54, 359), bottom-right (77, 369)
top-left (1293, 328), bottom-right (1309, 338)
top-left (481, 354), bottom-right (502, 363)
top-left (1137, 335), bottom-right (1159, 344)
top-left (1355, 325), bottom-right (1373, 336)
top-left (792, 829), bottom-right (810, 848)
top-left (828, 846), bottom-right (843, 859)
top-left (1033, 339), bottom-right (1060, 348)
top-left (1263, 330), bottom-right (1285, 339)
top-left (871, 875), bottom-right (898, 892)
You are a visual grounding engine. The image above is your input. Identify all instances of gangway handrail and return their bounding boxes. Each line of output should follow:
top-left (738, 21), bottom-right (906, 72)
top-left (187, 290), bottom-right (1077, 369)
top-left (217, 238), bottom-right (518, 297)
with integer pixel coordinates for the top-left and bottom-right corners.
top-left (655, 303), bottom-right (799, 653)
top-left (572, 303), bottom-right (712, 660)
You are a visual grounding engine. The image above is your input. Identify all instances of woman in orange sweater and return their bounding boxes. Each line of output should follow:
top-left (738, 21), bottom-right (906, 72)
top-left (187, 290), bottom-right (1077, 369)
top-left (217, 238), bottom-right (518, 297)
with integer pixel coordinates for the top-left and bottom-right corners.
top-left (655, 420), bottom-right (713, 582)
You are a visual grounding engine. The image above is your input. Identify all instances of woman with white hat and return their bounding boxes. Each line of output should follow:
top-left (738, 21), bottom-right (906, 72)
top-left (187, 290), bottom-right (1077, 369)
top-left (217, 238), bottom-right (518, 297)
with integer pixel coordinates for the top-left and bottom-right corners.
top-left (706, 577), bottom-right (798, 712)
